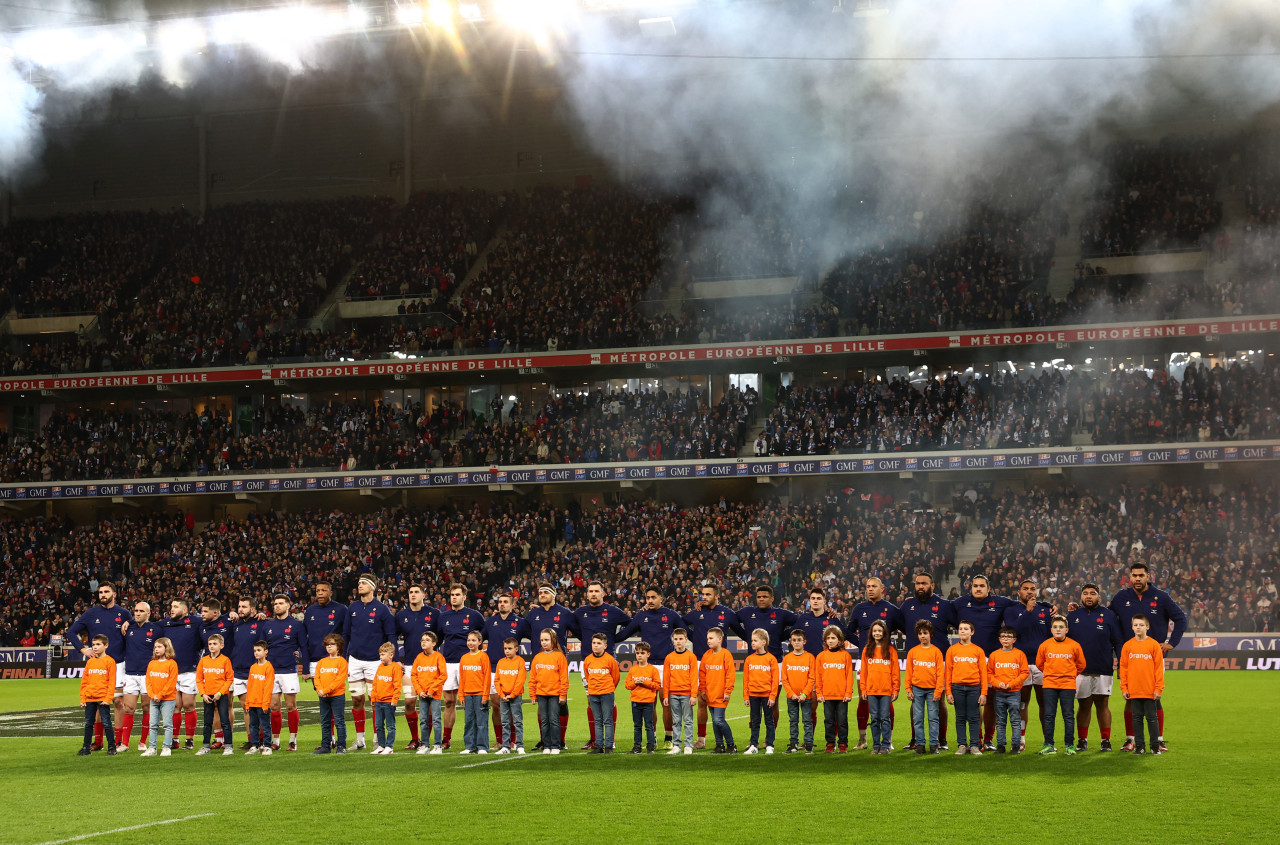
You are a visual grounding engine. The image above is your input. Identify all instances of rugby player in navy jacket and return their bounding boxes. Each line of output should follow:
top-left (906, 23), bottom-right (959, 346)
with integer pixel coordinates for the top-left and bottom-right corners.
top-left (526, 583), bottom-right (574, 749)
top-left (1108, 561), bottom-right (1186, 751)
top-left (67, 583), bottom-right (129, 750)
top-left (899, 572), bottom-right (956, 749)
top-left (485, 591), bottom-right (531, 748)
top-left (1066, 583), bottom-right (1124, 752)
top-left (951, 575), bottom-right (1014, 749)
top-left (847, 577), bottom-right (905, 749)
top-left (261, 594), bottom-right (309, 750)
top-left (684, 583), bottom-right (745, 748)
top-left (1002, 580), bottom-right (1054, 751)
top-left (619, 586), bottom-right (683, 747)
top-left (346, 575), bottom-right (396, 751)
top-left (572, 581), bottom-right (630, 749)
top-left (164, 599), bottom-right (203, 750)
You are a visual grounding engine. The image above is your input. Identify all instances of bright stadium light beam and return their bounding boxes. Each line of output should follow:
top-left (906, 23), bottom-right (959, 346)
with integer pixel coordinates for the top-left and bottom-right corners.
top-left (395, 2), bottom-right (425, 26)
top-left (494, 0), bottom-right (576, 53)
top-left (155, 19), bottom-right (207, 85)
top-left (209, 6), bottom-right (344, 70)
top-left (346, 4), bottom-right (371, 29)
top-left (458, 3), bottom-right (483, 22)
top-left (427, 0), bottom-right (454, 29)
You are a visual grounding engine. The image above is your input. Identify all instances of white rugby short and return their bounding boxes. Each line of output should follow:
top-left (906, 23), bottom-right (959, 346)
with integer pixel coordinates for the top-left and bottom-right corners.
top-left (176, 671), bottom-right (197, 696)
top-left (347, 657), bottom-right (380, 683)
top-left (1027, 665), bottom-right (1045, 686)
top-left (1076, 674), bottom-right (1113, 697)
top-left (233, 677), bottom-right (248, 697)
top-left (403, 663), bottom-right (416, 697)
top-left (443, 663), bottom-right (461, 692)
top-left (273, 672), bottom-right (301, 695)
top-left (115, 662), bottom-right (127, 691)
top-left (122, 674), bottom-right (147, 697)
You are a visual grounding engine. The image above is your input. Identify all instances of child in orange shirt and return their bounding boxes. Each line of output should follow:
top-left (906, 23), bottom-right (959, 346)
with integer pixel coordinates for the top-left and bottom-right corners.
top-left (663, 629), bottom-right (698, 755)
top-left (583, 633), bottom-right (621, 753)
top-left (989, 627), bottom-right (1029, 754)
top-left (495, 637), bottom-right (528, 755)
top-left (905, 620), bottom-right (945, 754)
top-left (79, 634), bottom-right (118, 756)
top-left (1119, 613), bottom-right (1165, 755)
top-left (625, 642), bottom-right (662, 753)
top-left (371, 642), bottom-right (404, 755)
top-left (782, 629), bottom-right (816, 753)
top-left (945, 621), bottom-right (988, 756)
top-left (459, 630), bottom-right (492, 754)
top-left (530, 629), bottom-right (569, 754)
top-left (412, 631), bottom-right (447, 754)
top-left (244, 641), bottom-right (274, 755)
top-left (859, 619), bottom-right (900, 755)
top-left (313, 633), bottom-right (349, 755)
top-left (743, 629), bottom-right (779, 754)
top-left (142, 637), bottom-right (179, 757)
top-left (699, 627), bottom-right (736, 753)
top-left (816, 626), bottom-right (854, 753)
top-left (1035, 616), bottom-right (1086, 755)
top-left (196, 633), bottom-right (234, 756)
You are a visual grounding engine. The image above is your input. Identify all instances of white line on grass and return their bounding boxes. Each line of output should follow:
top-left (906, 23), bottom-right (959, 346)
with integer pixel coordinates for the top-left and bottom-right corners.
top-left (33, 813), bottom-right (216, 845)
top-left (454, 753), bottom-right (544, 769)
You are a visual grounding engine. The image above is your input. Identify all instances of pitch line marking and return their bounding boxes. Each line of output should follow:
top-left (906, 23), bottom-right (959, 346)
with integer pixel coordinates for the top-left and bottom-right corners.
top-left (34, 813), bottom-right (217, 845)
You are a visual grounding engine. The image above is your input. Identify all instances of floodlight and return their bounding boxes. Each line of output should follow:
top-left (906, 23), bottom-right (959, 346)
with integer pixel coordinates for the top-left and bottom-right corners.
top-left (395, 3), bottom-right (425, 25)
top-left (427, 0), bottom-right (454, 28)
top-left (458, 3), bottom-right (483, 21)
top-left (347, 4), bottom-right (371, 29)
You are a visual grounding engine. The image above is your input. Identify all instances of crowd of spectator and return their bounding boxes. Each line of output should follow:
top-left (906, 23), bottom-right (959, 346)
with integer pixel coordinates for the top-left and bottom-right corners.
top-left (4, 478), bottom-right (1273, 648)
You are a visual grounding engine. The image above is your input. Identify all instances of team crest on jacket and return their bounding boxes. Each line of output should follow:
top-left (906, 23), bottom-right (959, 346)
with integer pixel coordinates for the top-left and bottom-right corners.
top-left (661, 616), bottom-right (668, 622)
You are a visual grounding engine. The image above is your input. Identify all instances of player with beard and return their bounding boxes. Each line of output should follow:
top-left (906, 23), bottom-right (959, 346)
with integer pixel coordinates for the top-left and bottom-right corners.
top-left (1066, 584), bottom-right (1124, 752)
top-left (899, 573), bottom-right (956, 749)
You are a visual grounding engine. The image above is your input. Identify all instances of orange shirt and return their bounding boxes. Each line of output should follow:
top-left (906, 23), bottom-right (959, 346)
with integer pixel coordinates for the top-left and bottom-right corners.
top-left (624, 663), bottom-right (662, 704)
top-left (371, 660), bottom-right (403, 704)
top-left (815, 648), bottom-right (854, 700)
top-left (529, 651), bottom-right (569, 699)
top-left (699, 648), bottom-right (735, 707)
top-left (196, 654), bottom-right (233, 697)
top-left (987, 648), bottom-right (1030, 692)
top-left (146, 658), bottom-right (180, 702)
top-left (245, 661), bottom-right (274, 709)
top-left (495, 655), bottom-right (527, 699)
top-left (905, 644), bottom-right (945, 696)
top-left (743, 652), bottom-right (780, 702)
top-left (944, 642), bottom-right (988, 695)
top-left (662, 649), bottom-right (699, 697)
top-left (781, 650), bottom-right (816, 699)
top-left (80, 655), bottom-right (116, 704)
top-left (459, 651), bottom-right (491, 699)
top-left (859, 645), bottom-right (900, 697)
top-left (583, 652), bottom-right (620, 695)
top-left (313, 655), bottom-right (349, 698)
top-left (1035, 637), bottom-right (1086, 690)
top-left (411, 651), bottom-right (446, 700)
top-left (1119, 636), bottom-right (1165, 699)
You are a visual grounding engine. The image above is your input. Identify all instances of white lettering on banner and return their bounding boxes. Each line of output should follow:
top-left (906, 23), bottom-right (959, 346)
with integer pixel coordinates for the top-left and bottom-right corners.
top-left (548, 470), bottom-right (572, 481)
top-left (792, 462), bottom-right (816, 473)
top-left (394, 476), bottom-right (414, 486)
top-left (244, 480), bottom-right (267, 492)
top-left (964, 457), bottom-right (984, 467)
top-left (281, 479), bottom-right (303, 490)
top-left (668, 466), bottom-right (693, 478)
top-left (1054, 453), bottom-right (1080, 465)
top-left (355, 477), bottom-right (378, 487)
top-left (709, 465), bottom-right (734, 476)
top-left (878, 459), bottom-right (902, 470)
top-left (921, 458), bottom-right (945, 469)
top-left (630, 467), bottom-right (652, 478)
top-left (509, 471), bottom-right (534, 483)
top-left (1243, 447), bottom-right (1267, 458)
top-left (834, 461), bottom-right (858, 471)
top-left (171, 482), bottom-right (193, 494)
top-left (588, 469), bottom-right (611, 480)
top-left (1148, 451), bottom-right (1172, 461)
top-left (319, 478), bottom-right (341, 489)
top-left (1101, 453), bottom-right (1125, 463)
top-left (207, 481), bottom-right (229, 493)
top-left (751, 463), bottom-right (771, 474)
top-left (1008, 455), bottom-right (1033, 466)
top-left (98, 484), bottom-right (120, 496)
top-left (1195, 449), bottom-right (1218, 460)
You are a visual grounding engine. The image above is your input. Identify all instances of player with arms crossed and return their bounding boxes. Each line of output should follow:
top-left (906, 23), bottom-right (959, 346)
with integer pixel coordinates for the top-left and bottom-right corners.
top-left (345, 575), bottom-right (397, 751)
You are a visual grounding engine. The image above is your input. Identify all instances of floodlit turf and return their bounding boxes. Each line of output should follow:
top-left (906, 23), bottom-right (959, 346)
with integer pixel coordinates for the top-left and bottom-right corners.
top-left (1, 671), bottom-right (1276, 844)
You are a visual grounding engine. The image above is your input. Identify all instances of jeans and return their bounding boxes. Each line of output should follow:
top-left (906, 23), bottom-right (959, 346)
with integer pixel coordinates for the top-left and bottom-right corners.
top-left (823, 700), bottom-right (849, 747)
top-left (911, 687), bottom-right (940, 748)
top-left (248, 705), bottom-right (270, 748)
top-left (749, 696), bottom-right (776, 748)
top-left (588, 692), bottom-right (615, 749)
top-left (499, 698), bottom-right (524, 749)
top-left (82, 701), bottom-right (115, 750)
top-left (1042, 687), bottom-right (1075, 747)
top-left (868, 695), bottom-right (892, 751)
top-left (148, 698), bottom-right (177, 750)
top-left (993, 690), bottom-right (1021, 749)
top-left (710, 706), bottom-right (734, 749)
top-left (463, 695), bottom-right (490, 751)
top-left (669, 695), bottom-right (693, 749)
top-left (951, 684), bottom-right (980, 747)
top-left (318, 695), bottom-right (348, 749)
top-left (374, 701), bottom-right (397, 749)
top-left (1130, 697), bottom-right (1158, 750)
top-left (536, 696), bottom-right (561, 750)
top-left (417, 697), bottom-right (442, 747)
top-left (202, 695), bottom-right (231, 747)
top-left (632, 701), bottom-right (656, 750)
top-left (787, 698), bottom-right (814, 748)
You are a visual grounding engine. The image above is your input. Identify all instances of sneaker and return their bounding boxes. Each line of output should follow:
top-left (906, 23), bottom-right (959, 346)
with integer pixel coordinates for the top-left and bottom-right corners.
top-left (222, 747), bottom-right (234, 756)
top-left (663, 740), bottom-right (673, 751)
top-left (271, 743), bottom-right (280, 752)
top-left (1077, 738), bottom-right (1089, 752)
top-left (765, 746), bottom-right (774, 755)
top-left (853, 741), bottom-right (868, 750)
top-left (743, 745), bottom-right (758, 755)
top-left (457, 749), bottom-right (473, 755)
top-left (996, 745), bottom-right (1006, 754)
top-left (1134, 747), bottom-right (1146, 755)
top-left (580, 742), bottom-right (596, 751)
top-left (416, 746), bottom-right (430, 755)
top-left (786, 744), bottom-right (799, 754)
top-left (1159, 740), bottom-right (1168, 753)
top-left (929, 749), bottom-right (940, 755)
top-left (244, 747), bottom-right (259, 755)
top-left (115, 745), bottom-right (128, 754)
top-left (1038, 744), bottom-right (1056, 755)
top-left (915, 746), bottom-right (926, 755)
top-left (196, 745), bottom-right (211, 756)
top-left (693, 739), bottom-right (706, 750)
top-left (1100, 739), bottom-right (1114, 752)
top-left (77, 747), bottom-right (92, 757)
top-left (517, 747), bottom-right (527, 755)
top-left (667, 746), bottom-right (682, 755)
top-left (184, 738), bottom-right (194, 750)
top-left (955, 745), bottom-right (967, 756)
top-left (430, 745), bottom-right (442, 755)
top-left (141, 748), bottom-right (157, 757)
top-left (825, 744), bottom-right (835, 754)
top-left (982, 742), bottom-right (995, 753)
top-left (211, 741), bottom-right (223, 750)
top-left (371, 746), bottom-right (383, 755)
top-left (262, 747), bottom-right (272, 756)
top-left (312, 746), bottom-right (331, 755)
top-left (550, 748), bottom-right (561, 755)
top-left (1120, 739), bottom-right (1135, 752)
top-left (354, 736), bottom-right (367, 750)
top-left (938, 743), bottom-right (949, 751)
top-left (837, 744), bottom-right (848, 754)
top-left (139, 742), bottom-right (149, 752)
top-left (969, 747), bottom-right (983, 756)
top-left (725, 746), bottom-right (738, 755)
top-left (905, 741), bottom-right (918, 751)
top-left (588, 747), bottom-right (604, 754)
top-left (335, 746), bottom-right (347, 755)
top-left (170, 741), bottom-right (180, 751)
top-left (500, 747), bottom-right (513, 755)
top-left (804, 745), bottom-right (814, 754)
top-left (712, 746), bottom-right (726, 755)
top-left (161, 747), bottom-right (172, 757)
top-left (1010, 745), bottom-right (1022, 755)
top-left (1151, 748), bottom-right (1164, 756)
top-left (1064, 745), bottom-right (1078, 756)
top-left (629, 746), bottom-right (642, 754)
top-left (604, 747), bottom-right (613, 754)
top-left (532, 742), bottom-right (545, 752)
top-left (406, 740), bottom-right (420, 751)
top-left (287, 741), bottom-right (297, 752)
top-left (238, 742), bottom-right (252, 751)
top-left (476, 749), bottom-right (488, 755)
top-left (545, 748), bottom-right (555, 755)
top-left (683, 747), bottom-right (693, 755)
top-left (384, 748), bottom-right (395, 755)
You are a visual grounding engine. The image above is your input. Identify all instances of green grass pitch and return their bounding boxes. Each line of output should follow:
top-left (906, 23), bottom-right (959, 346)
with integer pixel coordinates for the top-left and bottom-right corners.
top-left (1, 671), bottom-right (1276, 845)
